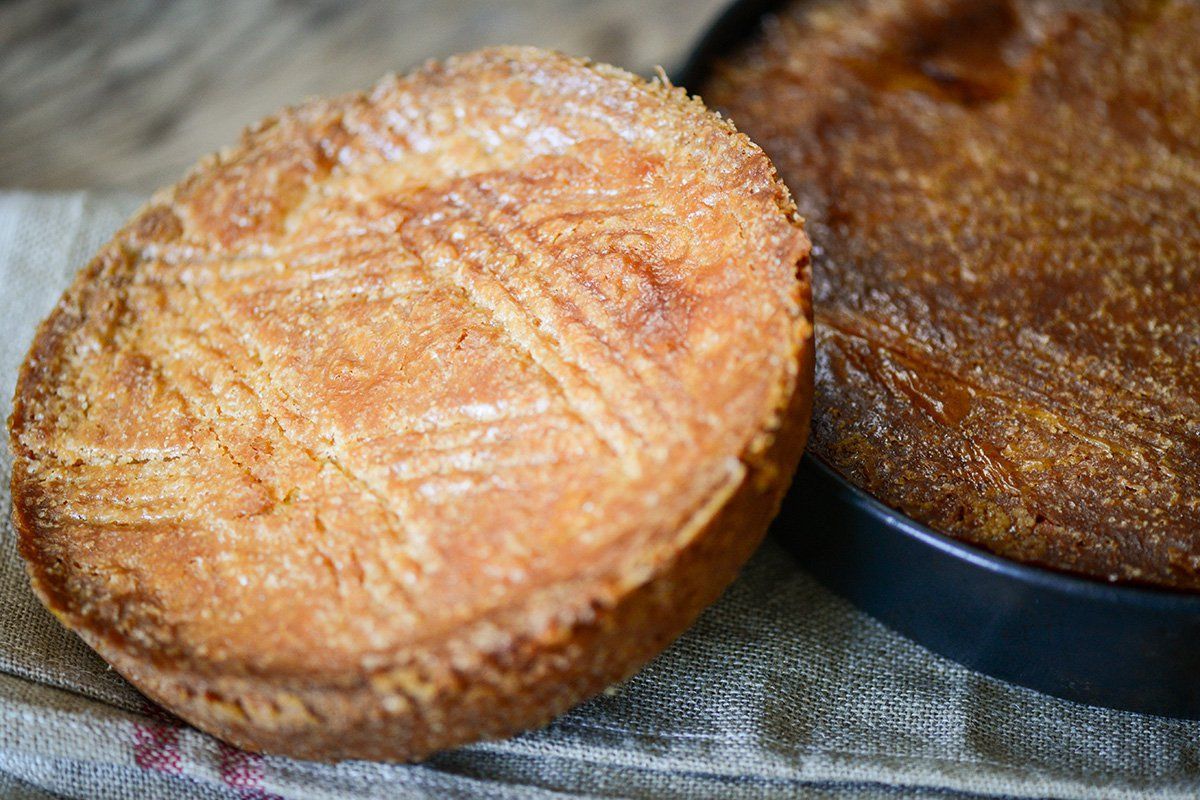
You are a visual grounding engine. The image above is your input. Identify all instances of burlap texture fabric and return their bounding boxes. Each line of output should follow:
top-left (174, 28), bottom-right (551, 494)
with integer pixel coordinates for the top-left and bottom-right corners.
top-left (1, 191), bottom-right (1198, 799)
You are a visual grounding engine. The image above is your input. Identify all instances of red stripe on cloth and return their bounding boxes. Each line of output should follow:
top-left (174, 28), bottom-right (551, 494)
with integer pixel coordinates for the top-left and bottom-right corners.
top-left (219, 741), bottom-right (281, 800)
top-left (132, 719), bottom-right (183, 774)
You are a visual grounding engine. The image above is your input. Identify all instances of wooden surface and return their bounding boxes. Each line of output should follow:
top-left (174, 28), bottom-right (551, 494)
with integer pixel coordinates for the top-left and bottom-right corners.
top-left (0, 0), bottom-right (725, 192)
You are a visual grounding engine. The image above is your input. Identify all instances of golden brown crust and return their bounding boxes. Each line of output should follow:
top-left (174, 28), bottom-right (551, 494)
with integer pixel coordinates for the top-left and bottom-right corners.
top-left (706, 0), bottom-right (1200, 588)
top-left (9, 47), bottom-right (812, 760)
top-left (74, 357), bottom-right (813, 761)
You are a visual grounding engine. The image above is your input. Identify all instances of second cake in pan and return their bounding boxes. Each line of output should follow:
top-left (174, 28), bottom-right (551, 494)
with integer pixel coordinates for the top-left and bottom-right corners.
top-left (705, 0), bottom-right (1200, 588)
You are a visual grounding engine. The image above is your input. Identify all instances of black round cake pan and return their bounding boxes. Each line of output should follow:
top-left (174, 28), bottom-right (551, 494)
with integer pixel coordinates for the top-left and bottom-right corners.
top-left (780, 458), bottom-right (1200, 719)
top-left (675, 0), bottom-right (1200, 719)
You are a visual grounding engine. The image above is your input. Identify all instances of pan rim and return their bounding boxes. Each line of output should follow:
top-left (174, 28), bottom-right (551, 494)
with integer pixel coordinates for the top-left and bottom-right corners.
top-left (806, 454), bottom-right (1200, 611)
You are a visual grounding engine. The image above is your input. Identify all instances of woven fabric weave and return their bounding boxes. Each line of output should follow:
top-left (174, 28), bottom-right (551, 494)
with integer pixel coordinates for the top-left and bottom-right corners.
top-left (1, 191), bottom-right (1198, 800)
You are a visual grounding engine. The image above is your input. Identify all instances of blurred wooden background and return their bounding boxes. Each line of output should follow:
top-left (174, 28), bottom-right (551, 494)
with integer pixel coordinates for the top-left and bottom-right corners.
top-left (0, 0), bottom-right (726, 191)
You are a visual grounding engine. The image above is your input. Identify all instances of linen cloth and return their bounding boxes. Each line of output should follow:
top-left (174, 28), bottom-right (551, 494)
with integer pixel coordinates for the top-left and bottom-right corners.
top-left (0, 190), bottom-right (1198, 800)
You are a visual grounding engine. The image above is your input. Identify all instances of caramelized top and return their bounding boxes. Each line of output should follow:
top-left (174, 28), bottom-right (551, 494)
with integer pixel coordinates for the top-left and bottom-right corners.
top-left (707, 0), bottom-right (1200, 587)
top-left (10, 48), bottom-right (810, 680)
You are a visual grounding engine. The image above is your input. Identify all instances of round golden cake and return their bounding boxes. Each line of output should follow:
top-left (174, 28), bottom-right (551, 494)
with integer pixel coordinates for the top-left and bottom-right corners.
top-left (8, 48), bottom-right (813, 761)
top-left (705, 0), bottom-right (1200, 587)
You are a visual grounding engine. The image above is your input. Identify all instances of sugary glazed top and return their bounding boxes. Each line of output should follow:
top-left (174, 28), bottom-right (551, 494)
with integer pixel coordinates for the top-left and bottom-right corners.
top-left (707, 0), bottom-right (1200, 587)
